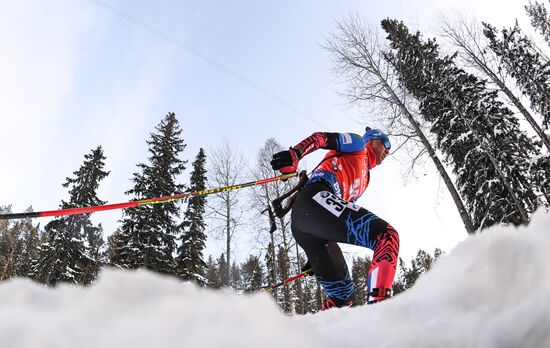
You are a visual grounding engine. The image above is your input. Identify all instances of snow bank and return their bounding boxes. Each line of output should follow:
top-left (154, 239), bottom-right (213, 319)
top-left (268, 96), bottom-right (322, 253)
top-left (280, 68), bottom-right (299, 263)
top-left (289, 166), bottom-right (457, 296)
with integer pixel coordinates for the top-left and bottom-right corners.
top-left (303, 208), bottom-right (550, 348)
top-left (1, 210), bottom-right (549, 348)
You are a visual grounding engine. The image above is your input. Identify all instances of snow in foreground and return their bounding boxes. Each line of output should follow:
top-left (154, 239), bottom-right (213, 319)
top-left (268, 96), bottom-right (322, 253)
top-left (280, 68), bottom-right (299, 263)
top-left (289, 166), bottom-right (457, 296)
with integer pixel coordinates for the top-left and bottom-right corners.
top-left (1, 210), bottom-right (549, 348)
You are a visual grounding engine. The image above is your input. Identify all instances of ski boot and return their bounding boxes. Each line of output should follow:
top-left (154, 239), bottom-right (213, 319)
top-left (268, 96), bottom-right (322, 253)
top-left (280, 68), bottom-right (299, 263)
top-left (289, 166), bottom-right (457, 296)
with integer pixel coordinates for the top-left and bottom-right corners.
top-left (367, 287), bottom-right (393, 305)
top-left (321, 297), bottom-right (353, 311)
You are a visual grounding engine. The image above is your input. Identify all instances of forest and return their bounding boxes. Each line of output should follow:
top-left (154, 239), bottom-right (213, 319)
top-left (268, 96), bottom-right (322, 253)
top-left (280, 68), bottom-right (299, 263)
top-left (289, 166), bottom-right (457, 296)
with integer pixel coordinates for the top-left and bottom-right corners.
top-left (1, 1), bottom-right (549, 315)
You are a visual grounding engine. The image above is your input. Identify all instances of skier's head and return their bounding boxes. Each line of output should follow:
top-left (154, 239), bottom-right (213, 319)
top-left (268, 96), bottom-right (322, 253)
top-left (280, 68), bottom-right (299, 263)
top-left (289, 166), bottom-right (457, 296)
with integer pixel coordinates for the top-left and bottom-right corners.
top-left (363, 127), bottom-right (391, 165)
top-left (363, 127), bottom-right (391, 150)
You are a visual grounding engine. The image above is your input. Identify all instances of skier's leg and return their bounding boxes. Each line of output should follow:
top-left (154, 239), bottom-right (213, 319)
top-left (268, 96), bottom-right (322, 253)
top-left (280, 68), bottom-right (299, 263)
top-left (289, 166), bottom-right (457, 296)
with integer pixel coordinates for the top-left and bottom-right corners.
top-left (365, 224), bottom-right (399, 302)
top-left (291, 228), bottom-right (354, 306)
top-left (292, 182), bottom-right (399, 303)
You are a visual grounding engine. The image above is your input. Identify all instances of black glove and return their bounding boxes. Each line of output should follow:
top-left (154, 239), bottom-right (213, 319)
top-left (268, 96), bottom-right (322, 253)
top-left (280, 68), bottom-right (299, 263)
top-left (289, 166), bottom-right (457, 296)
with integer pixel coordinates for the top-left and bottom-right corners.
top-left (270, 148), bottom-right (299, 174)
top-left (301, 260), bottom-right (314, 276)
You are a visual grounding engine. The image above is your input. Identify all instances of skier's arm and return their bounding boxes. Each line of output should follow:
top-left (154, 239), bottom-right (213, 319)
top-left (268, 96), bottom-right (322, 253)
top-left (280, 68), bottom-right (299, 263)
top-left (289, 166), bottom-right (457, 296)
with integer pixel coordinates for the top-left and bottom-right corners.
top-left (292, 132), bottom-right (365, 156)
top-left (271, 132), bottom-right (365, 173)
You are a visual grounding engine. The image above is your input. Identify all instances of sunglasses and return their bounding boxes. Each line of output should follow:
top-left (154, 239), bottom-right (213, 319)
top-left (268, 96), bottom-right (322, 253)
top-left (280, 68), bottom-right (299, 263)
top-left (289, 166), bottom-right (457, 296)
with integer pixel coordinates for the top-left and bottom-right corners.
top-left (382, 138), bottom-right (391, 150)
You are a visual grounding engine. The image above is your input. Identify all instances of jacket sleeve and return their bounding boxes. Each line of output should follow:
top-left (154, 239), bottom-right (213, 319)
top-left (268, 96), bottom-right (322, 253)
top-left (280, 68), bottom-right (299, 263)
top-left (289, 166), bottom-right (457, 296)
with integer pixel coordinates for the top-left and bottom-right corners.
top-left (291, 132), bottom-right (365, 159)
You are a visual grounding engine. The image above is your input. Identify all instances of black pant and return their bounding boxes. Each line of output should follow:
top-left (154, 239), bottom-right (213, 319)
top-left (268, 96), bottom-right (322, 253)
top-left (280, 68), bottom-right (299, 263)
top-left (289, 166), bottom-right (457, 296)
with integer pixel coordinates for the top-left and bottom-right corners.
top-left (291, 181), bottom-right (399, 303)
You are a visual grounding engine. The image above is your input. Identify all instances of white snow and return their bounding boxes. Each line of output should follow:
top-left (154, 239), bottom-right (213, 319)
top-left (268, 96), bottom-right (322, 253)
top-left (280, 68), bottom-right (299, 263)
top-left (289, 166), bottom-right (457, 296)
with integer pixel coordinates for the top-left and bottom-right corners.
top-left (1, 210), bottom-right (550, 348)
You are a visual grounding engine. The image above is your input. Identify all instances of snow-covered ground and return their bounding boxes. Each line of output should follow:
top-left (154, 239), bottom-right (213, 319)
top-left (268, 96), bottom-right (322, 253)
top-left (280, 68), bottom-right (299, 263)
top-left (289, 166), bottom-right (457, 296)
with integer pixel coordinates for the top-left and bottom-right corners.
top-left (1, 210), bottom-right (549, 348)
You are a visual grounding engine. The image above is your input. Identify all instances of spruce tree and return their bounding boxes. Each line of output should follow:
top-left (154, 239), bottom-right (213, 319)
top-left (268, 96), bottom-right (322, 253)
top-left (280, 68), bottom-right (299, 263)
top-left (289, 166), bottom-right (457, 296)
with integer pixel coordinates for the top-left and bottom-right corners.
top-left (391, 259), bottom-right (407, 296)
top-left (525, 1), bottom-right (550, 45)
top-left (393, 248), bottom-right (444, 295)
top-left (351, 256), bottom-right (371, 306)
top-left (105, 229), bottom-right (124, 267)
top-left (217, 253), bottom-right (229, 287)
top-left (111, 113), bottom-right (186, 275)
top-left (301, 277), bottom-right (314, 314)
top-left (394, 257), bottom-right (418, 294)
top-left (0, 207), bottom-right (40, 280)
top-left (277, 246), bottom-right (292, 313)
top-left (264, 241), bottom-right (278, 301)
top-left (82, 223), bottom-right (104, 284)
top-left (241, 255), bottom-right (264, 293)
top-left (230, 261), bottom-right (243, 291)
top-left (532, 155), bottom-right (550, 204)
top-left (206, 255), bottom-right (222, 289)
top-left (175, 148), bottom-right (207, 285)
top-left (382, 19), bottom-right (539, 228)
top-left (250, 259), bottom-right (265, 291)
top-left (314, 280), bottom-right (324, 312)
top-left (14, 215), bottom-right (41, 278)
top-left (483, 22), bottom-right (550, 129)
top-left (0, 209), bottom-right (23, 281)
top-left (301, 276), bottom-right (323, 314)
top-left (31, 146), bottom-right (108, 285)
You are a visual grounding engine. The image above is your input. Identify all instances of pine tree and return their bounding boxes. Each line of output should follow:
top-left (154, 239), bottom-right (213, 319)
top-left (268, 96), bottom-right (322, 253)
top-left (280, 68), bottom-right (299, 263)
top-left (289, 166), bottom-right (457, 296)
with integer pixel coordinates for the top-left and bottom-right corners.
top-left (351, 256), bottom-right (371, 306)
top-left (525, 1), bottom-right (550, 45)
top-left (230, 261), bottom-right (243, 291)
top-left (532, 155), bottom-right (550, 204)
top-left (105, 229), bottom-right (124, 267)
top-left (205, 255), bottom-right (222, 289)
top-left (31, 146), bottom-right (108, 285)
top-left (483, 21), bottom-right (550, 129)
top-left (15, 217), bottom-right (41, 278)
top-left (300, 275), bottom-right (324, 314)
top-left (413, 249), bottom-right (434, 274)
top-left (0, 208), bottom-right (23, 281)
top-left (217, 253), bottom-right (229, 287)
top-left (391, 258), bottom-right (407, 296)
top-left (176, 148), bottom-right (207, 285)
top-left (0, 207), bottom-right (42, 281)
top-left (82, 223), bottom-right (104, 285)
top-left (433, 247), bottom-right (444, 260)
top-left (394, 257), bottom-right (419, 293)
top-left (111, 113), bottom-right (186, 275)
top-left (277, 246), bottom-right (293, 313)
top-left (264, 241), bottom-right (278, 301)
top-left (250, 260), bottom-right (265, 291)
top-left (241, 255), bottom-right (264, 293)
top-left (382, 19), bottom-right (539, 229)
top-left (301, 277), bottom-right (314, 314)
top-left (393, 248), bottom-right (444, 295)
top-left (292, 255), bottom-right (306, 315)
top-left (314, 280), bottom-right (324, 312)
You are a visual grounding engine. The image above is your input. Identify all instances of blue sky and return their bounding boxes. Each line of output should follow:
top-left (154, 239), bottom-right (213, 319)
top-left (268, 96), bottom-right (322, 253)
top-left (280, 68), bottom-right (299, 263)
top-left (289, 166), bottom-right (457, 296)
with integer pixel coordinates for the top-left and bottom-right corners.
top-left (0, 0), bottom-right (533, 262)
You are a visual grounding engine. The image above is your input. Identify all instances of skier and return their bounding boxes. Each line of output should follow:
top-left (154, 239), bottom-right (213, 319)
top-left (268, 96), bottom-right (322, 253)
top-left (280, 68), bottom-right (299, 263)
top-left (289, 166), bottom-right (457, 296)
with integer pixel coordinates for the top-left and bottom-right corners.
top-left (271, 128), bottom-right (400, 309)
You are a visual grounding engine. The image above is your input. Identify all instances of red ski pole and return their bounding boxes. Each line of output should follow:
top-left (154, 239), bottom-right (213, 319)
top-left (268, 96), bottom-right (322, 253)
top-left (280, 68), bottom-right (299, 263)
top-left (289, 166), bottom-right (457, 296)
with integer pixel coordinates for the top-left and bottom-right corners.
top-left (0, 172), bottom-right (298, 220)
top-left (261, 268), bottom-right (313, 292)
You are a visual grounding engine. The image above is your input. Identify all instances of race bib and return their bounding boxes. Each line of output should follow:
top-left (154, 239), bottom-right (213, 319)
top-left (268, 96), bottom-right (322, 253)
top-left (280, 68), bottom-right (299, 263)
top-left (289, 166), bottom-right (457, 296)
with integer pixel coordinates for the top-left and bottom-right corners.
top-left (312, 191), bottom-right (360, 217)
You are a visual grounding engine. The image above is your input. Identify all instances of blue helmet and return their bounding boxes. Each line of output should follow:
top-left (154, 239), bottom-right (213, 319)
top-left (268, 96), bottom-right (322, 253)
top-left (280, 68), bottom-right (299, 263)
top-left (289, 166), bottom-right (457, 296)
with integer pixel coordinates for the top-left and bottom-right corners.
top-left (363, 127), bottom-right (391, 150)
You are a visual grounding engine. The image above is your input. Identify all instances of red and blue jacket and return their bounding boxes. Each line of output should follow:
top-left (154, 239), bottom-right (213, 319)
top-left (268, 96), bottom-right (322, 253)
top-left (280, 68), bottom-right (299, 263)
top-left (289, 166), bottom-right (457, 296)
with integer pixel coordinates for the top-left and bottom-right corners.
top-left (291, 132), bottom-right (377, 202)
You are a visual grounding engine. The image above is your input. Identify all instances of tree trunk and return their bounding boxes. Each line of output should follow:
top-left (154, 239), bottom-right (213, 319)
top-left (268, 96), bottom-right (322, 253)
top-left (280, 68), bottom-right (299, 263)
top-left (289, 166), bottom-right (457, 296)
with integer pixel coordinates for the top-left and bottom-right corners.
top-left (269, 233), bottom-right (278, 301)
top-left (278, 217), bottom-right (293, 313)
top-left (294, 241), bottom-right (305, 314)
top-left (226, 196), bottom-right (231, 286)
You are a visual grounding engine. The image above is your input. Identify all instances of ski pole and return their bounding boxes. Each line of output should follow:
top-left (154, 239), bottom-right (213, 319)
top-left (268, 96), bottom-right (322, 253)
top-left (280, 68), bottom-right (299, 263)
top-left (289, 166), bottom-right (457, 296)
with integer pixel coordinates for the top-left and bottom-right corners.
top-left (0, 172), bottom-right (298, 220)
top-left (261, 268), bottom-right (312, 292)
